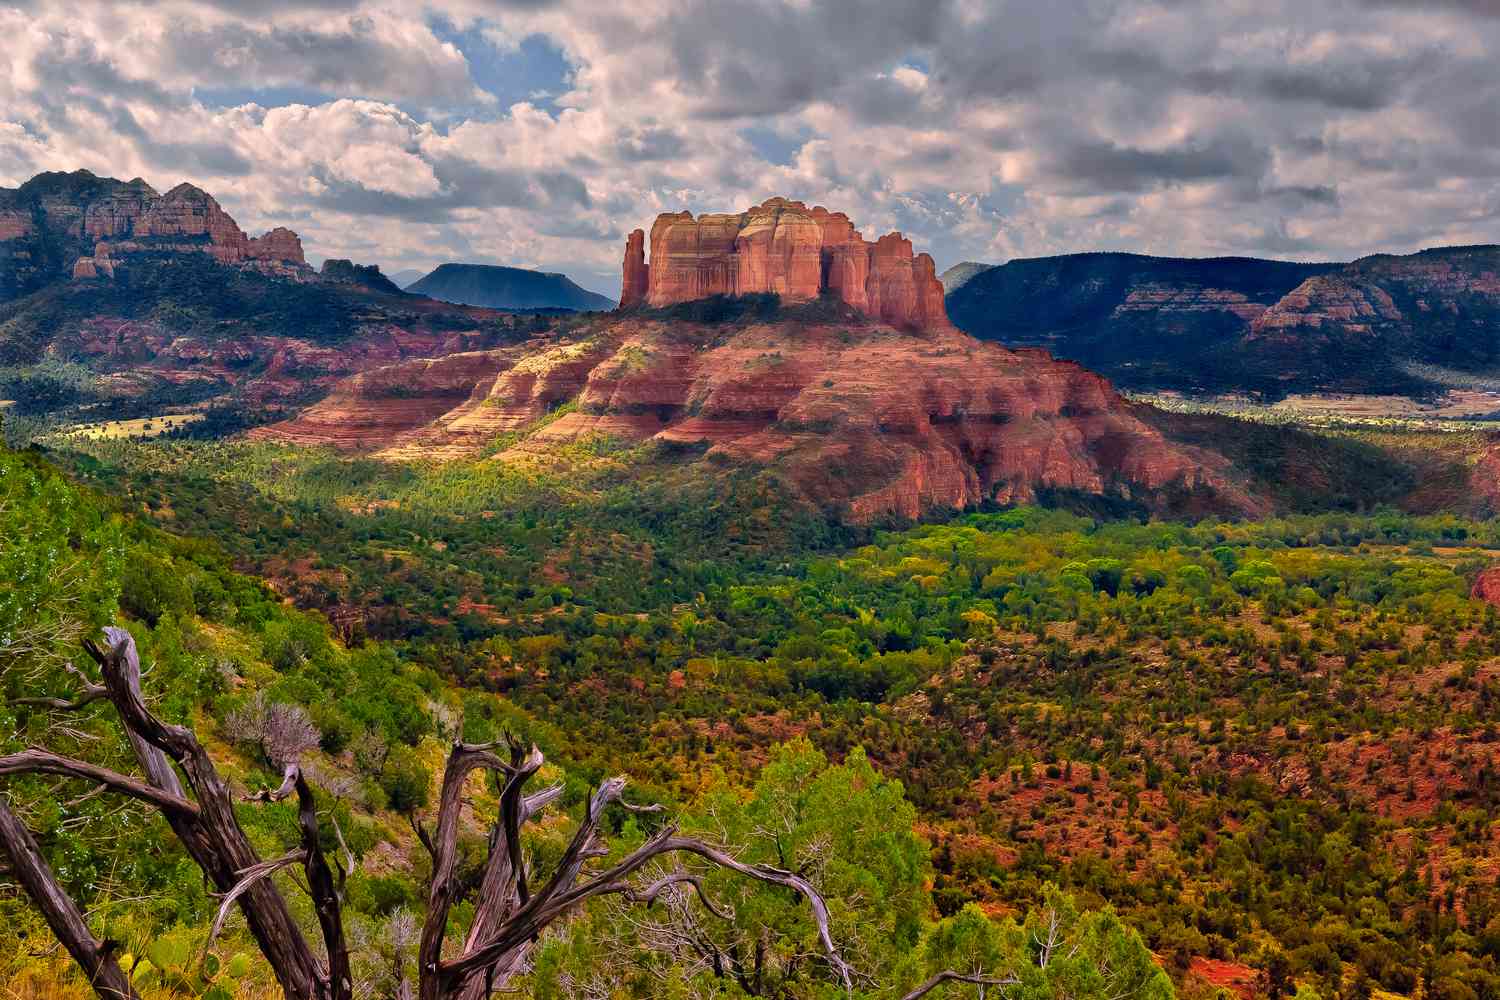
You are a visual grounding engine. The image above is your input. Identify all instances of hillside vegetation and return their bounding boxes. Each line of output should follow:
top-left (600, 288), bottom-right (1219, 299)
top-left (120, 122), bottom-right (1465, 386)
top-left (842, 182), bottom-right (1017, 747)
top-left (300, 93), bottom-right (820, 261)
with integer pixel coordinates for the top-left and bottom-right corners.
top-left (14, 421), bottom-right (1500, 998)
top-left (1, 441), bottom-right (1170, 999)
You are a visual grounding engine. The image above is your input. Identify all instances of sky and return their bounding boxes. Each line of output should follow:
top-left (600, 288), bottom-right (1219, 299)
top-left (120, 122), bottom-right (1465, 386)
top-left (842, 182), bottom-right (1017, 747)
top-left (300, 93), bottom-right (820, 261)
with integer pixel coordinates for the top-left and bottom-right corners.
top-left (2, 0), bottom-right (1498, 297)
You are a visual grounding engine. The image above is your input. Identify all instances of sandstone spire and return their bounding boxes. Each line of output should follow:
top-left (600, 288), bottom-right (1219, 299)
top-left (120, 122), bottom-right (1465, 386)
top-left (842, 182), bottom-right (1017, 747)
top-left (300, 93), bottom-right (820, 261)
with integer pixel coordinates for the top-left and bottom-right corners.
top-left (620, 197), bottom-right (952, 330)
top-left (620, 228), bottom-right (649, 307)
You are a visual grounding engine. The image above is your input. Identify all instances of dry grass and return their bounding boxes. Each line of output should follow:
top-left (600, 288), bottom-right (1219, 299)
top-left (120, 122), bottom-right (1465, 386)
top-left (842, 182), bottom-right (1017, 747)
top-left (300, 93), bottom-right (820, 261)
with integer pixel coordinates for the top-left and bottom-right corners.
top-left (61, 411), bottom-right (206, 441)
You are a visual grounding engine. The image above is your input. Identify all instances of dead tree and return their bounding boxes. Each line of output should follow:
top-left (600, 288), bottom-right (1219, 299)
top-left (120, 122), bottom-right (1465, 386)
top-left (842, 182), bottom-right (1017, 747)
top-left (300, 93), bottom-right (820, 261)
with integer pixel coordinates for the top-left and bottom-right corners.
top-left (0, 627), bottom-right (869, 1000)
top-left (0, 797), bottom-right (138, 1000)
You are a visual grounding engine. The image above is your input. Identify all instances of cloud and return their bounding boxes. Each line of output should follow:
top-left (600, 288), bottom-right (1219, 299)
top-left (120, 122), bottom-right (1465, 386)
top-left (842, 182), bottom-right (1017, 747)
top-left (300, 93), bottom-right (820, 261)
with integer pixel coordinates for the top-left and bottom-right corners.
top-left (0, 0), bottom-right (1495, 287)
top-left (161, 14), bottom-right (486, 107)
top-left (1051, 136), bottom-right (1270, 194)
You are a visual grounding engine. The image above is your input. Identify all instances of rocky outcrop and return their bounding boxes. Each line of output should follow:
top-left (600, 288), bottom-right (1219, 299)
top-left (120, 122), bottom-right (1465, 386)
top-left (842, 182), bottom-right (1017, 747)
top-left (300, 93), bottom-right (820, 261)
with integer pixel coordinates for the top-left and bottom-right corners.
top-left (1473, 567), bottom-right (1500, 609)
top-left (1112, 283), bottom-right (1267, 323)
top-left (623, 197), bottom-right (952, 331)
top-left (261, 313), bottom-right (1248, 521)
top-left (91, 182), bottom-right (308, 277)
top-left (249, 348), bottom-right (527, 449)
top-left (620, 230), bottom-right (649, 308)
top-left (71, 255), bottom-right (115, 280)
top-left (1247, 275), bottom-right (1402, 342)
top-left (320, 259), bottom-right (404, 293)
top-left (948, 246), bottom-right (1500, 396)
top-left (0, 170), bottom-right (312, 301)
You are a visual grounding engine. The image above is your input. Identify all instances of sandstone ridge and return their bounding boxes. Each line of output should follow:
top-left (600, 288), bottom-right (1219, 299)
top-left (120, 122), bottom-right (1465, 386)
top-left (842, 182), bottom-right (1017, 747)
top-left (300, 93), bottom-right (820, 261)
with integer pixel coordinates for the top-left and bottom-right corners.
top-left (620, 197), bottom-right (950, 330)
top-left (262, 315), bottom-right (1249, 522)
top-left (0, 170), bottom-right (311, 301)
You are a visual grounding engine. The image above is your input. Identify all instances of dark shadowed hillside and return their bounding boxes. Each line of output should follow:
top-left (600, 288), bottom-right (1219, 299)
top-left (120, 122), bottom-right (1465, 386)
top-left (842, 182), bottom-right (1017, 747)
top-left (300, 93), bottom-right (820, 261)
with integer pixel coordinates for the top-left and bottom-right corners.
top-left (948, 246), bottom-right (1500, 397)
top-left (407, 262), bottom-right (615, 311)
top-left (947, 251), bottom-right (1340, 394)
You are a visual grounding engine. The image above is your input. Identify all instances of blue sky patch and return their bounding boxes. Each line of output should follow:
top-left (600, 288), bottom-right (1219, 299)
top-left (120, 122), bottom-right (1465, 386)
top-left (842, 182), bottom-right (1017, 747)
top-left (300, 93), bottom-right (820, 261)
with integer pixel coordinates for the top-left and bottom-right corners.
top-left (431, 22), bottom-right (574, 115)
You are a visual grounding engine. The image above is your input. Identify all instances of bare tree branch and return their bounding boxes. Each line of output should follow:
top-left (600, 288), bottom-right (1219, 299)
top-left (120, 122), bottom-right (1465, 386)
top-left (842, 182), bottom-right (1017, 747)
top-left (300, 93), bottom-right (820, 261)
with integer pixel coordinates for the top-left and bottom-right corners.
top-left (416, 742), bottom-right (516, 1000)
top-left (0, 749), bottom-right (200, 818)
top-left (900, 970), bottom-right (1022, 1000)
top-left (246, 763), bottom-right (301, 803)
top-left (451, 741), bottom-right (551, 1000)
top-left (12, 662), bottom-right (108, 712)
top-left (0, 798), bottom-right (139, 1000)
top-left (290, 768), bottom-right (353, 1000)
top-left (208, 851), bottom-right (307, 950)
top-left (444, 786), bottom-right (855, 997)
top-left (623, 872), bottom-right (733, 921)
top-left (11, 628), bottom-right (965, 1000)
top-left (79, 629), bottom-right (329, 1000)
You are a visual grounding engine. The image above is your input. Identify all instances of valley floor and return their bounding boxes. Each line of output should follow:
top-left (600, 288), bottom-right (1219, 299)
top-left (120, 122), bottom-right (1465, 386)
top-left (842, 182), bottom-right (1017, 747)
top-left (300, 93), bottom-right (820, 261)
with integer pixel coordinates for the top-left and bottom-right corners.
top-left (28, 414), bottom-right (1500, 1000)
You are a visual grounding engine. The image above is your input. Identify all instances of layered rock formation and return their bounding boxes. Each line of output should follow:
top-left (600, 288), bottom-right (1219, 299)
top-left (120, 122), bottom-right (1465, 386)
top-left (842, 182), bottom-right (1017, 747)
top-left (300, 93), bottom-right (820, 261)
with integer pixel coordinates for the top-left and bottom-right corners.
top-left (1247, 275), bottom-right (1402, 341)
top-left (1473, 567), bottom-right (1500, 609)
top-left (621, 198), bottom-right (951, 330)
top-left (948, 246), bottom-right (1500, 396)
top-left (41, 308), bottom-right (517, 410)
top-left (0, 169), bottom-right (531, 413)
top-left (249, 348), bottom-right (529, 449)
top-left (0, 170), bottom-right (310, 302)
top-left (262, 313), bottom-right (1248, 521)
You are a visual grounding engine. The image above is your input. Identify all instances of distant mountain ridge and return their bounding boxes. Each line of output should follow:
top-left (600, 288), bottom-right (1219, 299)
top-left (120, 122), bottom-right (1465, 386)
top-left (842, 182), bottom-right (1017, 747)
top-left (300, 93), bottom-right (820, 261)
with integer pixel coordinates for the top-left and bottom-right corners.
top-left (947, 246), bottom-right (1500, 396)
top-left (0, 170), bottom-right (525, 421)
top-left (939, 261), bottom-right (992, 293)
top-left (407, 263), bottom-right (615, 312)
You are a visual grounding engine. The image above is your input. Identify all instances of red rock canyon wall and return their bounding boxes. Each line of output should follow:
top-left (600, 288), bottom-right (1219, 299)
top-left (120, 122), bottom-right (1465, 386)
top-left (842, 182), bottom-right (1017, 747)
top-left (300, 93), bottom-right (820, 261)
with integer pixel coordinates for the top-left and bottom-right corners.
top-left (621, 197), bottom-right (951, 330)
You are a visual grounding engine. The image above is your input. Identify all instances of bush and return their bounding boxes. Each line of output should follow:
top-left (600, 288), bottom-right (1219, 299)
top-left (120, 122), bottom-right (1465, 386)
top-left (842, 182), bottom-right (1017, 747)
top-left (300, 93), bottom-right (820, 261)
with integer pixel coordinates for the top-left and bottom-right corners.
top-left (380, 747), bottom-right (431, 814)
top-left (120, 551), bottom-right (194, 627)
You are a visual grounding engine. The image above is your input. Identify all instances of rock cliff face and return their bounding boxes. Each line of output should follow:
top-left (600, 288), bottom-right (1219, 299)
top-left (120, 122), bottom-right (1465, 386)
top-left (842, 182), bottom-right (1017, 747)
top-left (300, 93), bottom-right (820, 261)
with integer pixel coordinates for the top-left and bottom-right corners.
top-left (949, 246), bottom-right (1500, 396)
top-left (620, 230), bottom-right (649, 308)
top-left (0, 170), bottom-right (310, 302)
top-left (1473, 567), bottom-right (1500, 609)
top-left (262, 313), bottom-right (1249, 522)
top-left (0, 171), bottom-right (535, 415)
top-left (249, 348), bottom-right (530, 448)
top-left (622, 197), bottom-right (951, 330)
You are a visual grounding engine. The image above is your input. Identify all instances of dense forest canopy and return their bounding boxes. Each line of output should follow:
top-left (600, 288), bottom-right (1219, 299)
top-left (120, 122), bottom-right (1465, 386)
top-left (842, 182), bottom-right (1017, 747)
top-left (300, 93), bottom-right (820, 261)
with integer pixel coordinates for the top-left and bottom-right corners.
top-left (5, 423), bottom-right (1500, 999)
top-left (1, 442), bottom-right (1175, 999)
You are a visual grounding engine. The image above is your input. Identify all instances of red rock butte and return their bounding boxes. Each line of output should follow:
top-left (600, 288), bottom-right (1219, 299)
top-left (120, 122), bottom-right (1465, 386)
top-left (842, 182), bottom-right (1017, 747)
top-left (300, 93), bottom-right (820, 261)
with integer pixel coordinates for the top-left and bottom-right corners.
top-left (619, 197), bottom-right (951, 330)
top-left (57, 181), bottom-right (307, 280)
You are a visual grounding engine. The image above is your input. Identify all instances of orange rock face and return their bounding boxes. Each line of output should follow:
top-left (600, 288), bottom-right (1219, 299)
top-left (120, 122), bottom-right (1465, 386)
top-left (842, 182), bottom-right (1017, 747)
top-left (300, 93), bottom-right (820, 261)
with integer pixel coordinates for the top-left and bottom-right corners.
top-left (620, 229), bottom-right (649, 307)
top-left (1473, 568), bottom-right (1500, 608)
top-left (1, 171), bottom-right (310, 300)
top-left (623, 197), bottom-right (953, 331)
top-left (97, 183), bottom-right (307, 273)
top-left (262, 315), bottom-right (1248, 522)
top-left (1248, 275), bottom-right (1402, 341)
top-left (250, 349), bottom-right (527, 450)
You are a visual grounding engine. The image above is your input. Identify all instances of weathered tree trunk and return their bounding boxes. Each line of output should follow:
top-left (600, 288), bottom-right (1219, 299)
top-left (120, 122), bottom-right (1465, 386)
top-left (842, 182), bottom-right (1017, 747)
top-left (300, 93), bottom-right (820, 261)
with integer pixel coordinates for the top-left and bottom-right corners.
top-left (84, 629), bottom-right (331, 1000)
top-left (6, 627), bottom-right (869, 1000)
top-left (0, 798), bottom-right (139, 1000)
